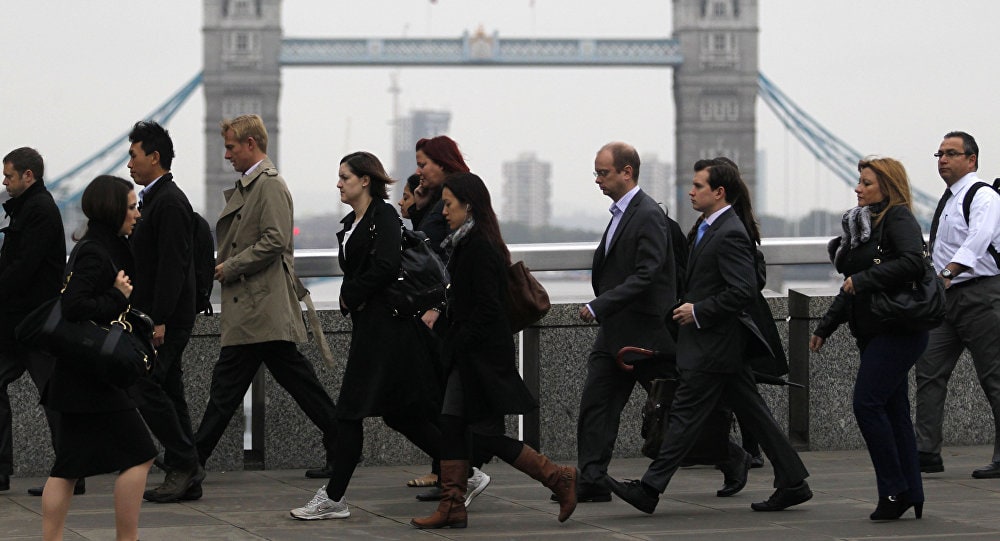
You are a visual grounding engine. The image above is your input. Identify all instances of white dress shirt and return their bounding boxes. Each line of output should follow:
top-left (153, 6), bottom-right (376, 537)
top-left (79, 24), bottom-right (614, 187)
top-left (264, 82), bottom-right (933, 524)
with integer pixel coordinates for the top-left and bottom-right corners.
top-left (933, 172), bottom-right (1000, 282)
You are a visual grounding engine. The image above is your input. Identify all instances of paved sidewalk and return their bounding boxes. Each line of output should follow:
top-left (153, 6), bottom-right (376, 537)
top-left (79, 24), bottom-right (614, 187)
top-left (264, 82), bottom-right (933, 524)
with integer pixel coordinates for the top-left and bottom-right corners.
top-left (3, 445), bottom-right (1000, 540)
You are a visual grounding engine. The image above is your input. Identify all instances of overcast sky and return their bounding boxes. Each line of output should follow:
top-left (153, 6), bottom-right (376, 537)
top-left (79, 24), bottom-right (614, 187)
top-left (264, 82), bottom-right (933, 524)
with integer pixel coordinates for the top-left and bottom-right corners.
top-left (2, 0), bottom-right (999, 234)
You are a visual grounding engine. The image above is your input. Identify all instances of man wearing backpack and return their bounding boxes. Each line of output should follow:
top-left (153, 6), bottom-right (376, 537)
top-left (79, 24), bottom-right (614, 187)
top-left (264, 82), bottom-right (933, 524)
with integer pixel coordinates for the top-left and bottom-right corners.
top-left (916, 131), bottom-right (1000, 478)
top-left (126, 121), bottom-right (206, 502)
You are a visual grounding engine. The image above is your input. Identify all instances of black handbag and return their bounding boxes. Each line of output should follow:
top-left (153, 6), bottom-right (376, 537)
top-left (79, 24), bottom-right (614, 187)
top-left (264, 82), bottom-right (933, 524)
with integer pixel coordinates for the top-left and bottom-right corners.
top-left (372, 221), bottom-right (450, 319)
top-left (869, 238), bottom-right (946, 332)
top-left (14, 241), bottom-right (156, 388)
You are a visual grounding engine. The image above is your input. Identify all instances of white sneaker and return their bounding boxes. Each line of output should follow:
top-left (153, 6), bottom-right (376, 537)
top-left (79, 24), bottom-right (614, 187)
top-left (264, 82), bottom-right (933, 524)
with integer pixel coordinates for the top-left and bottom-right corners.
top-left (290, 486), bottom-right (350, 520)
top-left (465, 467), bottom-right (491, 508)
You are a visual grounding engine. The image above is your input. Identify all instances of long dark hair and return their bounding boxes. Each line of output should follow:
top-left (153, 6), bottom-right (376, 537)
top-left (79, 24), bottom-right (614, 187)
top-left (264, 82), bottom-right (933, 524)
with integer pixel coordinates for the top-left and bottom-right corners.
top-left (443, 172), bottom-right (511, 265)
top-left (707, 164), bottom-right (761, 245)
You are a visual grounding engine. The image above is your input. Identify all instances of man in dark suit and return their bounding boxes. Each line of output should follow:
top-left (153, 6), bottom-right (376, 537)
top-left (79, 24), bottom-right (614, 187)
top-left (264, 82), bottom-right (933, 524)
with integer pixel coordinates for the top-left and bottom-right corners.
top-left (126, 121), bottom-right (205, 502)
top-left (573, 142), bottom-right (676, 501)
top-left (607, 163), bottom-right (811, 514)
top-left (0, 148), bottom-right (70, 494)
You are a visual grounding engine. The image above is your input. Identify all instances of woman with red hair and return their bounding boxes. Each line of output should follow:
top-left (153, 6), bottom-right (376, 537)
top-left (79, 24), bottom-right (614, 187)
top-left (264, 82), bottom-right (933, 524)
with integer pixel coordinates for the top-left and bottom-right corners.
top-left (411, 136), bottom-right (471, 259)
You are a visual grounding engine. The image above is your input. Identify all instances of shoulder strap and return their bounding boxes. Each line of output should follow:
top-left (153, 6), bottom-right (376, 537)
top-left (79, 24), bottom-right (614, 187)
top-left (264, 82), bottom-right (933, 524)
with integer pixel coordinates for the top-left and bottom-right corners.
top-left (960, 181), bottom-right (1000, 268)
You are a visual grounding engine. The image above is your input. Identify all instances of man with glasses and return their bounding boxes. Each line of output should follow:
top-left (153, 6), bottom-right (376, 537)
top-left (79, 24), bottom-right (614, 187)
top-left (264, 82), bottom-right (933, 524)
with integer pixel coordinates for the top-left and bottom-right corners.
top-left (916, 131), bottom-right (1000, 478)
top-left (571, 142), bottom-right (676, 502)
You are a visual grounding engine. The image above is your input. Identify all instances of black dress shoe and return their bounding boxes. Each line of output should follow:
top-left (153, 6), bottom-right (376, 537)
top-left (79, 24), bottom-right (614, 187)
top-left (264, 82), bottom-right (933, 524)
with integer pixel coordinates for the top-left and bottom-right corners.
top-left (550, 483), bottom-right (611, 503)
top-left (605, 477), bottom-right (658, 514)
top-left (750, 455), bottom-right (765, 469)
top-left (919, 451), bottom-right (943, 473)
top-left (972, 461), bottom-right (1000, 479)
top-left (0, 474), bottom-right (9, 491)
top-left (870, 494), bottom-right (922, 521)
top-left (750, 481), bottom-right (812, 511)
top-left (28, 477), bottom-right (86, 497)
top-left (717, 450), bottom-right (751, 497)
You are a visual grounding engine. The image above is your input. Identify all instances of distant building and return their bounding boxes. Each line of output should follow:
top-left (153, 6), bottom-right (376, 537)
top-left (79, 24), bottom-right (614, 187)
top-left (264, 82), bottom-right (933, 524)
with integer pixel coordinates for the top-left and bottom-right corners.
top-left (391, 109), bottom-right (451, 201)
top-left (502, 152), bottom-right (551, 228)
top-left (640, 153), bottom-right (676, 218)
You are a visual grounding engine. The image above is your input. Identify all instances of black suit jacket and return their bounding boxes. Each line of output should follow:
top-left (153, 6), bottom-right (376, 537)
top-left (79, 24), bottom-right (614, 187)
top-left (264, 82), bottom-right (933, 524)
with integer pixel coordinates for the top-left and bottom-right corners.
top-left (129, 174), bottom-right (196, 329)
top-left (589, 189), bottom-right (676, 356)
top-left (678, 208), bottom-right (770, 373)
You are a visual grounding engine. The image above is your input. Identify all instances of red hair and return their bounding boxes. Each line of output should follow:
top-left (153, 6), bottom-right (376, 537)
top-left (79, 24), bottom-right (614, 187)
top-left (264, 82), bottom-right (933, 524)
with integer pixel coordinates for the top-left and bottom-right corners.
top-left (415, 136), bottom-right (470, 174)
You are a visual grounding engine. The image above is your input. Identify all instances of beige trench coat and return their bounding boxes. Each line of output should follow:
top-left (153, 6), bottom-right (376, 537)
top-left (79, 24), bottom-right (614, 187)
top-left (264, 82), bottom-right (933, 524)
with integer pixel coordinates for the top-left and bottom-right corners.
top-left (215, 158), bottom-right (307, 347)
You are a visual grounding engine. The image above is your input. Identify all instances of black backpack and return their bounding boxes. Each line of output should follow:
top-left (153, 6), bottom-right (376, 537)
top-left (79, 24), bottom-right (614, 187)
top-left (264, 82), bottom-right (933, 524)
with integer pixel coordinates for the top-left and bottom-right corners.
top-left (192, 212), bottom-right (216, 315)
top-left (959, 178), bottom-right (1000, 268)
top-left (665, 212), bottom-right (688, 299)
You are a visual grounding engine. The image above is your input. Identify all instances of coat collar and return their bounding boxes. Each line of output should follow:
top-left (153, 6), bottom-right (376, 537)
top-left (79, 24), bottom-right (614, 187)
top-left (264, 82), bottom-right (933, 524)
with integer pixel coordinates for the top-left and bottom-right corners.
top-left (2, 179), bottom-right (48, 216)
top-left (220, 157), bottom-right (278, 220)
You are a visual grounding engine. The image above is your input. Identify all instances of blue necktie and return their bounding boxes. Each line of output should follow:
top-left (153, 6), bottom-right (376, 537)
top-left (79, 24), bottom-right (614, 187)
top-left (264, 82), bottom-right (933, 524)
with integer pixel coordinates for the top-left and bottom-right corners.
top-left (695, 220), bottom-right (710, 246)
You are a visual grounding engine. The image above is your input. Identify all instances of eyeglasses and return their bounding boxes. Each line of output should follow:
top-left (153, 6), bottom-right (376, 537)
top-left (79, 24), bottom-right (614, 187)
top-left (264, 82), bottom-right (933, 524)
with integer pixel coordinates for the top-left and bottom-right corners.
top-left (934, 150), bottom-right (970, 159)
top-left (593, 169), bottom-right (612, 178)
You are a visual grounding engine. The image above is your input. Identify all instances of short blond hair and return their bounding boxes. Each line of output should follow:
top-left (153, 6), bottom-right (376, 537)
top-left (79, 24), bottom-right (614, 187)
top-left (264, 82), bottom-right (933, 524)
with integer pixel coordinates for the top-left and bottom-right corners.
top-left (220, 114), bottom-right (268, 153)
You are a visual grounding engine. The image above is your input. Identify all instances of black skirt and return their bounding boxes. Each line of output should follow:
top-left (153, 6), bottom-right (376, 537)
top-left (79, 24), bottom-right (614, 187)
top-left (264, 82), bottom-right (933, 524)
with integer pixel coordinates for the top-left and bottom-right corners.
top-left (50, 409), bottom-right (157, 479)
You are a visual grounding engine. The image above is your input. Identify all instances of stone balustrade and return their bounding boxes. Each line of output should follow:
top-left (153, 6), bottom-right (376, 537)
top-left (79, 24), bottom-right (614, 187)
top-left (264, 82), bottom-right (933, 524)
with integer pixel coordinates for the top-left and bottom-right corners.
top-left (7, 292), bottom-right (993, 476)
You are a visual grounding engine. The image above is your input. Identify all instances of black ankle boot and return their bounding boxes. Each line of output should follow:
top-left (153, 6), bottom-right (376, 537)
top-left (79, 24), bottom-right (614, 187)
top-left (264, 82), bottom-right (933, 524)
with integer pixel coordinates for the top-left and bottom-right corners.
top-left (870, 494), bottom-right (923, 521)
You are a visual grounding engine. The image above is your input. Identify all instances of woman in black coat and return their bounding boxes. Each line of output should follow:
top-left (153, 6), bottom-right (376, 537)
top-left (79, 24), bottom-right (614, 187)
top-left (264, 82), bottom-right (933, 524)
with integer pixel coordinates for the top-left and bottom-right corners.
top-left (41, 175), bottom-right (156, 541)
top-left (410, 172), bottom-right (577, 530)
top-left (810, 157), bottom-right (928, 521)
top-left (290, 152), bottom-right (441, 521)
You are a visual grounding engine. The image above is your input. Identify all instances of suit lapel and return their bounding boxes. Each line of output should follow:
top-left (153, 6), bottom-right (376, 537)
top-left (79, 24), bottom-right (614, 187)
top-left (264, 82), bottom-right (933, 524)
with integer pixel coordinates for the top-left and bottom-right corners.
top-left (604, 190), bottom-right (643, 257)
top-left (686, 208), bottom-right (732, 281)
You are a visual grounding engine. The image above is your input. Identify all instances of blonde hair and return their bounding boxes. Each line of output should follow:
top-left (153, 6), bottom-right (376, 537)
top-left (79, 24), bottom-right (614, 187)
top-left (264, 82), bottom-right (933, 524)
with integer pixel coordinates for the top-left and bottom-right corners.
top-left (220, 114), bottom-right (268, 153)
top-left (857, 156), bottom-right (913, 224)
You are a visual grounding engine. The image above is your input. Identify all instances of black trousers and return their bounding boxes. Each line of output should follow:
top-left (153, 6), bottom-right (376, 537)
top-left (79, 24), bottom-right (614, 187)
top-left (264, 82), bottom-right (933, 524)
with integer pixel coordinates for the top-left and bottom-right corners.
top-left (0, 341), bottom-right (60, 475)
top-left (195, 341), bottom-right (338, 465)
top-left (326, 413), bottom-right (440, 501)
top-left (642, 364), bottom-right (809, 493)
top-left (132, 326), bottom-right (199, 471)
top-left (576, 348), bottom-right (670, 487)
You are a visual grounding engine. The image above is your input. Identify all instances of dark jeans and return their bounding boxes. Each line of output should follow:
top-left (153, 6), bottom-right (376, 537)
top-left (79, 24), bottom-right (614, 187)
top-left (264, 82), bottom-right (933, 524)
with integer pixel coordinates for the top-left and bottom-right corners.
top-left (132, 326), bottom-right (199, 471)
top-left (855, 332), bottom-right (928, 499)
top-left (0, 341), bottom-right (60, 475)
top-left (195, 341), bottom-right (338, 465)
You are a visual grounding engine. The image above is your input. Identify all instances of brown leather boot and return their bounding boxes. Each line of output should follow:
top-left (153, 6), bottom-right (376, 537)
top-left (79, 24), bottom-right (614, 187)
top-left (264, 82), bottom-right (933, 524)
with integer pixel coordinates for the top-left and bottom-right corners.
top-left (410, 460), bottom-right (468, 529)
top-left (512, 445), bottom-right (577, 522)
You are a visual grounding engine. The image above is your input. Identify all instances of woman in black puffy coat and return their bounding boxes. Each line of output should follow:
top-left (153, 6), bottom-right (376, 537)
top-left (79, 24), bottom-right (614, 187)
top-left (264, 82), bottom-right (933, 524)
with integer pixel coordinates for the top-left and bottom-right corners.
top-left (810, 157), bottom-right (928, 521)
top-left (410, 172), bottom-right (577, 530)
top-left (41, 175), bottom-right (156, 541)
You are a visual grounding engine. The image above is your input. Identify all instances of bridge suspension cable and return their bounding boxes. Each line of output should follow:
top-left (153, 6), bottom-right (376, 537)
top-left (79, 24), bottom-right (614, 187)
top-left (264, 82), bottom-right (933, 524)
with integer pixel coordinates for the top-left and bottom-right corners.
top-left (48, 72), bottom-right (204, 208)
top-left (757, 72), bottom-right (936, 220)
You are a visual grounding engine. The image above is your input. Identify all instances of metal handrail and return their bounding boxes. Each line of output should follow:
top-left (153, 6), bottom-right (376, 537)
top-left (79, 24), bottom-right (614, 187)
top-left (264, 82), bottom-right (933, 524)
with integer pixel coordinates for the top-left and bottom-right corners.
top-left (291, 237), bottom-right (835, 278)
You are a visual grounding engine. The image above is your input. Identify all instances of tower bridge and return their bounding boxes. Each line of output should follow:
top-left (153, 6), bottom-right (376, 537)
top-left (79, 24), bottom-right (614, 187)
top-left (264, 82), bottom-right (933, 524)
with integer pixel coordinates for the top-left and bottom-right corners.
top-left (45, 0), bottom-right (936, 229)
top-left (202, 0), bottom-right (759, 227)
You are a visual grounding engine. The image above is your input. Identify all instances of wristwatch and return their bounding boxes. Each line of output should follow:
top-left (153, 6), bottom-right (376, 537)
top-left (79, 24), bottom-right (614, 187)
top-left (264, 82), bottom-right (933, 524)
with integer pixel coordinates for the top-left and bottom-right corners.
top-left (941, 268), bottom-right (954, 279)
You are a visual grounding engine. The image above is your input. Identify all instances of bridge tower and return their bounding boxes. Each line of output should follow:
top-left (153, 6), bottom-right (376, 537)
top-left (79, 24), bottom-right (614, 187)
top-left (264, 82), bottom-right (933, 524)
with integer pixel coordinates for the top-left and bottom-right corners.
top-left (673, 0), bottom-right (759, 228)
top-left (202, 0), bottom-right (283, 222)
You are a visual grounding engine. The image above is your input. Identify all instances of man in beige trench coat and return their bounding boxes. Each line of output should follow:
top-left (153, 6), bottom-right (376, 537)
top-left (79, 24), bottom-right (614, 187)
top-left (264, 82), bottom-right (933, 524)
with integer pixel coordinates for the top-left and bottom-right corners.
top-left (193, 114), bottom-right (339, 481)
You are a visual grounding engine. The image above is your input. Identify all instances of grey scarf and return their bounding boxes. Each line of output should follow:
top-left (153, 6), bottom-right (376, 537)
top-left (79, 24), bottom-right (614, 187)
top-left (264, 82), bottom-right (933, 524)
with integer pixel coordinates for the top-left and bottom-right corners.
top-left (441, 217), bottom-right (476, 260)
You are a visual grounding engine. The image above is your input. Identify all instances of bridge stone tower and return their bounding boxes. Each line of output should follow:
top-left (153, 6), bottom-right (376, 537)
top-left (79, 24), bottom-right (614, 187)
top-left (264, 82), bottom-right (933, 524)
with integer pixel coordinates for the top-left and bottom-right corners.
top-left (673, 0), bottom-right (759, 228)
top-left (203, 0), bottom-right (283, 222)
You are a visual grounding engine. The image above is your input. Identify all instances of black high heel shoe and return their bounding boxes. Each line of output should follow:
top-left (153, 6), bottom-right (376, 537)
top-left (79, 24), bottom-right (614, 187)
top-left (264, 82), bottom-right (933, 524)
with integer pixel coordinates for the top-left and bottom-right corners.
top-left (870, 494), bottom-right (923, 521)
